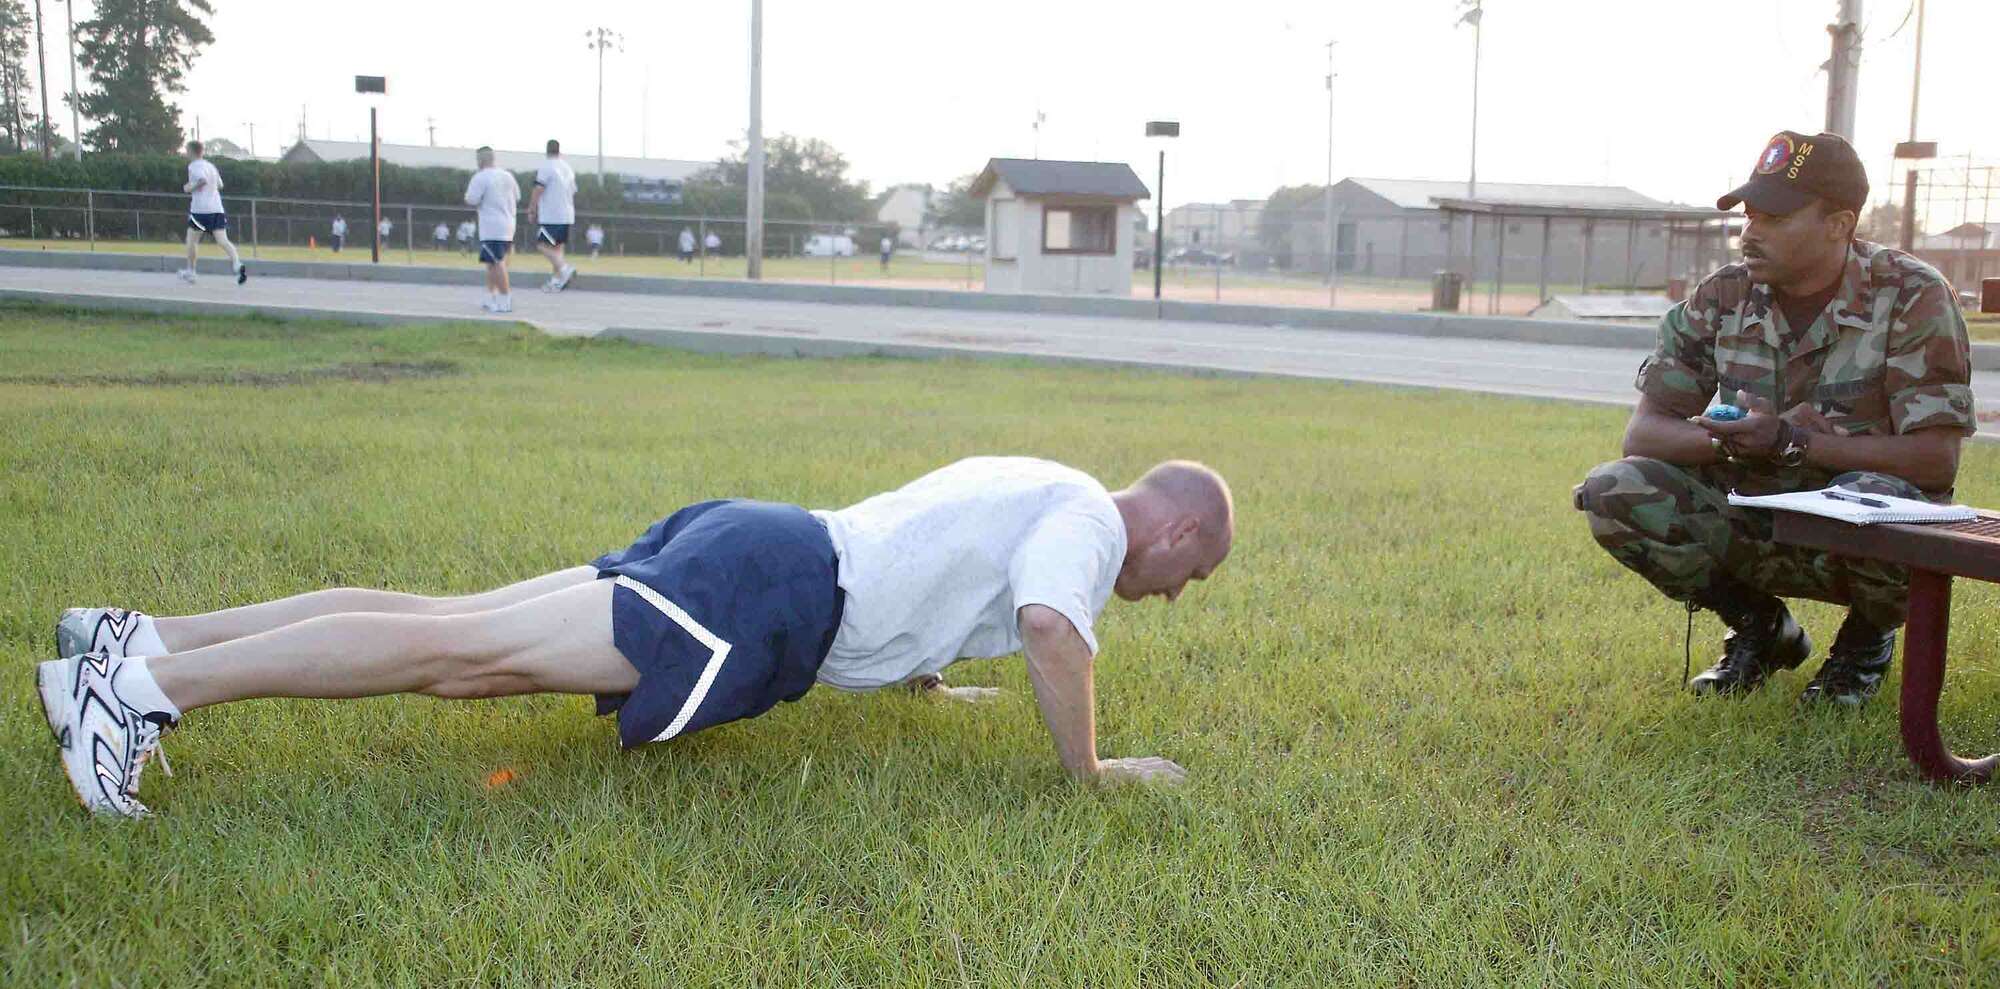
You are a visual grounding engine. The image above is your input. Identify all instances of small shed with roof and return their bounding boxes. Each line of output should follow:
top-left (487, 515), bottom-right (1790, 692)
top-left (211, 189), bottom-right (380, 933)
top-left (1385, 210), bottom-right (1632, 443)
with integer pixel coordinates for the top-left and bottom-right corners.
top-left (970, 158), bottom-right (1151, 295)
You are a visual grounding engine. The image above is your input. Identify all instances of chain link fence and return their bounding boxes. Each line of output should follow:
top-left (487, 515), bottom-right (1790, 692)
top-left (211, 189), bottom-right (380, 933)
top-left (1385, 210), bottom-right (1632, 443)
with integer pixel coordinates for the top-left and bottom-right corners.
top-left (0, 183), bottom-right (969, 288)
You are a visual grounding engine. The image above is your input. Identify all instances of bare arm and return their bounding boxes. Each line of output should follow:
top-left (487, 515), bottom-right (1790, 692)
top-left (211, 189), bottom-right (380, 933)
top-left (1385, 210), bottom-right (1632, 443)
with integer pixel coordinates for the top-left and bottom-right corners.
top-left (1622, 392), bottom-right (1728, 467)
top-left (527, 184), bottom-right (543, 219)
top-left (1018, 604), bottom-right (1186, 785)
top-left (1700, 398), bottom-right (1965, 492)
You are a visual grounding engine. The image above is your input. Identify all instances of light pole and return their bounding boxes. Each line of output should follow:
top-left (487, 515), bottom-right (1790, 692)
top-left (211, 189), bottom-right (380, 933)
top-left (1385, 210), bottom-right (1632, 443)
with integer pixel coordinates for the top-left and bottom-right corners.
top-left (746, 0), bottom-right (765, 279)
top-left (1323, 40), bottom-right (1338, 302)
top-left (1145, 120), bottom-right (1179, 301)
top-left (1457, 0), bottom-right (1482, 200)
top-left (61, 0), bottom-right (76, 154)
top-left (585, 27), bottom-right (623, 189)
top-left (241, 121), bottom-right (255, 157)
top-left (354, 75), bottom-right (386, 264)
top-left (1824, 0), bottom-right (1862, 139)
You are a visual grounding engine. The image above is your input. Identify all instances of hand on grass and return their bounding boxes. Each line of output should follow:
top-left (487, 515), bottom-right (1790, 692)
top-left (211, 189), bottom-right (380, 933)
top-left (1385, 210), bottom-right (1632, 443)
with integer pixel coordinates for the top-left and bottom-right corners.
top-left (1095, 756), bottom-right (1188, 786)
top-left (937, 685), bottom-right (1002, 703)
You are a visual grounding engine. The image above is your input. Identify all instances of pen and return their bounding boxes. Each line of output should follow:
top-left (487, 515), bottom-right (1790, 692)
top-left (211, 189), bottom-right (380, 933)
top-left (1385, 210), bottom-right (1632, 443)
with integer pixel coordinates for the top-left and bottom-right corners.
top-left (1823, 490), bottom-right (1889, 509)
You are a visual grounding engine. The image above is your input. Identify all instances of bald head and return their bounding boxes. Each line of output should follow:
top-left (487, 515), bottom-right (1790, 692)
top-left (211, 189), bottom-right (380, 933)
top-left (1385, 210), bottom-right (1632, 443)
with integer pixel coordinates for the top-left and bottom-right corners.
top-left (1132, 460), bottom-right (1233, 549)
top-left (1109, 460), bottom-right (1233, 602)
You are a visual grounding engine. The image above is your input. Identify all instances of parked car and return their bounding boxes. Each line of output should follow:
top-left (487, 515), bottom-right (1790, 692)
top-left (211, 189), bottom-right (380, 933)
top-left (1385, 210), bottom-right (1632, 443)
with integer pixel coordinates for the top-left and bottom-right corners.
top-left (1167, 246), bottom-right (1233, 266)
top-left (803, 233), bottom-right (856, 257)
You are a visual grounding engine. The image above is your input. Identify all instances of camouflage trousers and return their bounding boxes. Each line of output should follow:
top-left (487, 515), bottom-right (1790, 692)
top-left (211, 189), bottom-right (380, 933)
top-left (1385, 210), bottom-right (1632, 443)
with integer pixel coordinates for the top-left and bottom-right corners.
top-left (1575, 457), bottom-right (1924, 628)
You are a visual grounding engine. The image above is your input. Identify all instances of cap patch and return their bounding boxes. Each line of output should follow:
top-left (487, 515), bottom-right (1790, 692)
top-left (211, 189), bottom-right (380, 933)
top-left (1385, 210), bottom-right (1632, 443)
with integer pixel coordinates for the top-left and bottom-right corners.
top-left (1756, 134), bottom-right (1795, 175)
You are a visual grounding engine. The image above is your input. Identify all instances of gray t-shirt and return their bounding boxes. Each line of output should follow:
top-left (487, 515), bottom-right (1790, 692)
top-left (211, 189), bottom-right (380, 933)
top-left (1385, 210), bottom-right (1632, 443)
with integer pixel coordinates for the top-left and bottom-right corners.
top-left (812, 457), bottom-right (1126, 690)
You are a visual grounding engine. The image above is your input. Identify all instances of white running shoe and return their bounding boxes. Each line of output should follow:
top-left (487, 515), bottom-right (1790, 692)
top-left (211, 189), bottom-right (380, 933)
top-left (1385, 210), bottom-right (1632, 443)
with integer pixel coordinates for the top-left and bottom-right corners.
top-left (56, 607), bottom-right (151, 660)
top-left (556, 264), bottom-right (576, 291)
top-left (540, 279), bottom-right (559, 293)
top-left (35, 650), bottom-right (174, 818)
top-left (492, 299), bottom-right (514, 313)
top-left (176, 269), bottom-right (196, 284)
top-left (479, 297), bottom-right (498, 312)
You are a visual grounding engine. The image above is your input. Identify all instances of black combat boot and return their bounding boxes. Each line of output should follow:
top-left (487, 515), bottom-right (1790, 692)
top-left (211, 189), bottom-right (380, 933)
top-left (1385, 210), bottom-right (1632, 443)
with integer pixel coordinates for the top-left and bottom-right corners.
top-left (1687, 586), bottom-right (1812, 695)
top-left (1798, 611), bottom-right (1898, 707)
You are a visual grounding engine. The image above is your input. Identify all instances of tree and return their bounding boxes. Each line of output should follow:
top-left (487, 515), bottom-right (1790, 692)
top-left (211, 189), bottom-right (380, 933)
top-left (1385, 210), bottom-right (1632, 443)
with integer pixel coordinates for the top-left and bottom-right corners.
top-left (928, 174), bottom-right (983, 231)
top-left (697, 133), bottom-right (871, 221)
top-left (75, 0), bottom-right (214, 153)
top-left (1856, 201), bottom-right (1905, 246)
top-left (0, 0), bottom-right (35, 153)
top-left (1256, 184), bottom-right (1329, 268)
top-left (202, 135), bottom-right (245, 157)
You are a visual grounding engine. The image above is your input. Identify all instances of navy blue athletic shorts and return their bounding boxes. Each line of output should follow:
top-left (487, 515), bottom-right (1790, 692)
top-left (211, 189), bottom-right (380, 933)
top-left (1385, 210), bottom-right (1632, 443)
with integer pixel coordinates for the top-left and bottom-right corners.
top-left (187, 212), bottom-right (228, 233)
top-left (478, 240), bottom-right (510, 264)
top-left (537, 223), bottom-right (570, 246)
top-left (590, 499), bottom-right (844, 749)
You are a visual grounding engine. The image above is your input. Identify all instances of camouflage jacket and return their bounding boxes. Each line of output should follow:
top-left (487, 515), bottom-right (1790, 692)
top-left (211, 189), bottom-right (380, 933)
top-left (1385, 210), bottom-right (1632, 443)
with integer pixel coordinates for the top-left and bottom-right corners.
top-left (1637, 239), bottom-right (1973, 493)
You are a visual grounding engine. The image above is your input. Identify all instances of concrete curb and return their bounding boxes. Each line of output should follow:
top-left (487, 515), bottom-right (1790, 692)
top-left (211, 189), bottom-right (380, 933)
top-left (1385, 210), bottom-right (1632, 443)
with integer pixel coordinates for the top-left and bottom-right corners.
top-left (0, 287), bottom-right (507, 330)
top-left (8, 247), bottom-right (1995, 369)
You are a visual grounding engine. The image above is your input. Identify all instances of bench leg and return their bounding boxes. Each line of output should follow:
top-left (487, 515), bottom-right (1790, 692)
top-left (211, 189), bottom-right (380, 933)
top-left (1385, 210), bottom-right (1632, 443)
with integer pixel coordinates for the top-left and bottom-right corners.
top-left (1899, 569), bottom-right (1998, 784)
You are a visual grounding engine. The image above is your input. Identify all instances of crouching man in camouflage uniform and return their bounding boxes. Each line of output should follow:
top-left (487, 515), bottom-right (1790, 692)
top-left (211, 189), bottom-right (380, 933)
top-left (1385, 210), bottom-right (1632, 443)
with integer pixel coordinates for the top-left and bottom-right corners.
top-left (1575, 131), bottom-right (1974, 706)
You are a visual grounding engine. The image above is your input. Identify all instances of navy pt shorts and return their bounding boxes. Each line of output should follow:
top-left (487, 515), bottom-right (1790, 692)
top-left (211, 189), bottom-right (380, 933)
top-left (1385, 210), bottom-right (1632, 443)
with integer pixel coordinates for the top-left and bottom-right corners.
top-left (187, 212), bottom-right (227, 233)
top-left (537, 223), bottom-right (570, 246)
top-left (590, 500), bottom-right (844, 749)
top-left (478, 240), bottom-right (510, 265)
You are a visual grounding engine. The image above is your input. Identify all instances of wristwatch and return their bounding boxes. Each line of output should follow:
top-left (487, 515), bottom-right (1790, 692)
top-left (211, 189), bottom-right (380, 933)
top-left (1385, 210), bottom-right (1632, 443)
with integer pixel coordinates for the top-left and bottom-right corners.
top-left (1772, 421), bottom-right (1810, 468)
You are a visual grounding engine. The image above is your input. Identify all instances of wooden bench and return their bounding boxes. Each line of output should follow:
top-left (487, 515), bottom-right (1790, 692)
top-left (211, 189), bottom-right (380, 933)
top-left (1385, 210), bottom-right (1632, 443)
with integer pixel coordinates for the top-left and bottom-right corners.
top-left (1772, 512), bottom-right (2000, 784)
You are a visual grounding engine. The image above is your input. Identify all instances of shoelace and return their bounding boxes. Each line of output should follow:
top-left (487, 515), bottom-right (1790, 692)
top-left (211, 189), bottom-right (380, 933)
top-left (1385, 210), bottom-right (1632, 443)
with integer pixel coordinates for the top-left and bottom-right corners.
top-left (124, 719), bottom-right (174, 799)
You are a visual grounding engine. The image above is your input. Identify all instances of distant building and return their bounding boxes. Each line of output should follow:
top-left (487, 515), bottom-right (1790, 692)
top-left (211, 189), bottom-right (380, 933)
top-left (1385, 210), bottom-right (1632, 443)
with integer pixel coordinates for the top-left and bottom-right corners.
top-left (1279, 177), bottom-right (1728, 291)
top-left (1164, 200), bottom-right (1266, 258)
top-left (971, 158), bottom-right (1150, 296)
top-left (278, 140), bottom-right (707, 205)
top-left (874, 185), bottom-right (933, 247)
top-left (1914, 221), bottom-right (1998, 291)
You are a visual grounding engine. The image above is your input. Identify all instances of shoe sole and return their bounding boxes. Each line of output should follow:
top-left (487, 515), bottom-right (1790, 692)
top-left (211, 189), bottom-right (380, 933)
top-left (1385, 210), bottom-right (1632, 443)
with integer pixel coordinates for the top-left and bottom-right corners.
top-left (33, 663), bottom-right (91, 813)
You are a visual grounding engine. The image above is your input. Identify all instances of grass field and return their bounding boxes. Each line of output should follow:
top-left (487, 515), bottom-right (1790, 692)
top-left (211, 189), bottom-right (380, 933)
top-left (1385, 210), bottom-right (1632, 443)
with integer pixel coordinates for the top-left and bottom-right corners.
top-left (1968, 312), bottom-right (2000, 342)
top-left (3, 303), bottom-right (1999, 985)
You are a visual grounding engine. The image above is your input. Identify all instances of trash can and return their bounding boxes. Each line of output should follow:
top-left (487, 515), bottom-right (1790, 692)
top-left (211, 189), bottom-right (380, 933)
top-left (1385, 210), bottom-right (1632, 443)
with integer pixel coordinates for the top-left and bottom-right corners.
top-left (1431, 271), bottom-right (1464, 312)
top-left (1983, 277), bottom-right (2000, 314)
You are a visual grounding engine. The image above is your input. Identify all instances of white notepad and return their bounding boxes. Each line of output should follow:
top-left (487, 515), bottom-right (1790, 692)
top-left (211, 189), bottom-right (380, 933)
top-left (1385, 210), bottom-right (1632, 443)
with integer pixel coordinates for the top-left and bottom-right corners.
top-left (1726, 488), bottom-right (1978, 525)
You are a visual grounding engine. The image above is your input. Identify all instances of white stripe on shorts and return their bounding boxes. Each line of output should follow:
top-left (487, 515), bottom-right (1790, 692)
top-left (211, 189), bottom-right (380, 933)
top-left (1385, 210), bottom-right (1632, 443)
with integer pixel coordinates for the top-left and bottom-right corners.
top-left (612, 575), bottom-right (734, 743)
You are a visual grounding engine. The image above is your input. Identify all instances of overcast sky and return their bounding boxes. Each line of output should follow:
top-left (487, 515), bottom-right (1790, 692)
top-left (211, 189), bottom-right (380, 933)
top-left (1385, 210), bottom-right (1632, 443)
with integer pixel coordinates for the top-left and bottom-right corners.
top-left (41, 1), bottom-right (1998, 219)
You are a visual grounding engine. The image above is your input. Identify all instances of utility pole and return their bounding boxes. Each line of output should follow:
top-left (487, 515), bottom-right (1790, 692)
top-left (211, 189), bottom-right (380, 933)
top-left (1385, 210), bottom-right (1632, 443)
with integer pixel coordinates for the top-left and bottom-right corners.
top-left (1032, 107), bottom-right (1045, 159)
top-left (1324, 40), bottom-right (1338, 299)
top-left (585, 27), bottom-right (622, 187)
top-left (61, 0), bottom-right (76, 154)
top-left (746, 0), bottom-right (765, 280)
top-left (242, 121), bottom-right (254, 157)
top-left (426, 117), bottom-right (435, 147)
top-left (1824, 0), bottom-right (1862, 139)
top-left (30, 0), bottom-right (50, 158)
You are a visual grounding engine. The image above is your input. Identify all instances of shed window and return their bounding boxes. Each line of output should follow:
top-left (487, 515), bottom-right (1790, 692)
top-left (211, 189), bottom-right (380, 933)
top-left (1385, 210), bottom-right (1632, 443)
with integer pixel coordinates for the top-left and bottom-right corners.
top-left (1043, 205), bottom-right (1117, 255)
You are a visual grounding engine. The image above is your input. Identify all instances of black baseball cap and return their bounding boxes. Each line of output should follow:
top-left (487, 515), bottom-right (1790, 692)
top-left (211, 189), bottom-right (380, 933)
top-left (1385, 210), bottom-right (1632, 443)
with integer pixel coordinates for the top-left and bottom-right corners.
top-left (1717, 130), bottom-right (1869, 216)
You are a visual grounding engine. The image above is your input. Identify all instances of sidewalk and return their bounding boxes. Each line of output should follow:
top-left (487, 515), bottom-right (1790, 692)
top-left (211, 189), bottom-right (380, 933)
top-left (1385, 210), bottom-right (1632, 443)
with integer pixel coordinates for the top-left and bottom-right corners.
top-left (2, 262), bottom-right (1996, 437)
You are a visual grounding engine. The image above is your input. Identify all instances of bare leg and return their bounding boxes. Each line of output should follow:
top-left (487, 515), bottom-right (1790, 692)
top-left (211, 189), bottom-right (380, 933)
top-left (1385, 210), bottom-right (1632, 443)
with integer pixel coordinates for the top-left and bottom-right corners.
top-left (537, 240), bottom-right (564, 275)
top-left (212, 229), bottom-right (243, 269)
top-left (153, 565), bottom-right (599, 651)
top-left (149, 579), bottom-right (633, 713)
top-left (494, 258), bottom-right (512, 296)
top-left (183, 228), bottom-right (199, 270)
